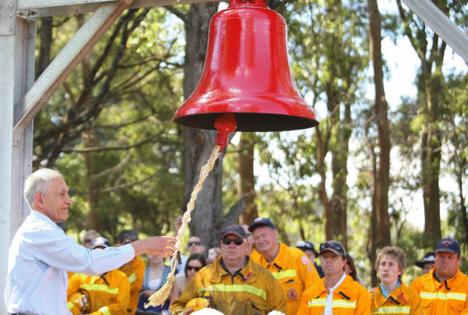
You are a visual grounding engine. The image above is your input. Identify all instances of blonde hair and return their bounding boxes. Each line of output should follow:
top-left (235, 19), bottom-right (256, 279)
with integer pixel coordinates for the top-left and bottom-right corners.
top-left (375, 246), bottom-right (406, 271)
top-left (24, 168), bottom-right (64, 208)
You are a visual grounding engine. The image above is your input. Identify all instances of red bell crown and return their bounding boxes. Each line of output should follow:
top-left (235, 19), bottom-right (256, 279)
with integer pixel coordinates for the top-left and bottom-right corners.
top-left (174, 0), bottom-right (318, 131)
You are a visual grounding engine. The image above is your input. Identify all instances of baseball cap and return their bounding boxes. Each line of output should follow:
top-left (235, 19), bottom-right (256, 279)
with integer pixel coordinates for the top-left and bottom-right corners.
top-left (319, 240), bottom-right (346, 257)
top-left (219, 224), bottom-right (247, 240)
top-left (435, 237), bottom-right (460, 255)
top-left (91, 237), bottom-right (111, 249)
top-left (415, 252), bottom-right (435, 268)
top-left (117, 230), bottom-right (139, 244)
top-left (81, 229), bottom-right (100, 243)
top-left (248, 217), bottom-right (276, 232)
top-left (297, 240), bottom-right (318, 256)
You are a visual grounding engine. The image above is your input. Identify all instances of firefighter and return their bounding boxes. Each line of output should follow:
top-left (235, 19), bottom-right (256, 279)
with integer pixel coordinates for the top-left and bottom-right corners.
top-left (116, 230), bottom-right (145, 314)
top-left (170, 224), bottom-right (286, 315)
top-left (371, 246), bottom-right (422, 314)
top-left (298, 240), bottom-right (371, 315)
top-left (67, 237), bottom-right (131, 315)
top-left (411, 237), bottom-right (468, 314)
top-left (249, 217), bottom-right (321, 315)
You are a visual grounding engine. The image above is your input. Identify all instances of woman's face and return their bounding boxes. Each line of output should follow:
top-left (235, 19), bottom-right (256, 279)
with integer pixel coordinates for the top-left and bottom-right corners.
top-left (186, 259), bottom-right (203, 279)
top-left (148, 255), bottom-right (163, 265)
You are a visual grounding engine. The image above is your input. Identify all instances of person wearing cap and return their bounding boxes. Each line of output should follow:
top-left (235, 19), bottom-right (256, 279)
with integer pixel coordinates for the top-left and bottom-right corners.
top-left (370, 246), bottom-right (422, 315)
top-left (410, 237), bottom-right (468, 314)
top-left (414, 252), bottom-right (435, 274)
top-left (81, 229), bottom-right (101, 249)
top-left (67, 237), bottom-right (131, 315)
top-left (4, 168), bottom-right (176, 315)
top-left (115, 230), bottom-right (146, 315)
top-left (170, 224), bottom-right (286, 315)
top-left (249, 217), bottom-right (320, 315)
top-left (298, 240), bottom-right (371, 315)
top-left (297, 240), bottom-right (324, 277)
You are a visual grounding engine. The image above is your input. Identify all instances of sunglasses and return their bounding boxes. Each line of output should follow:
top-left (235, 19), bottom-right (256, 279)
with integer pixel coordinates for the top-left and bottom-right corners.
top-left (320, 242), bottom-right (344, 254)
top-left (188, 241), bottom-right (202, 247)
top-left (222, 238), bottom-right (243, 246)
top-left (186, 265), bottom-right (202, 271)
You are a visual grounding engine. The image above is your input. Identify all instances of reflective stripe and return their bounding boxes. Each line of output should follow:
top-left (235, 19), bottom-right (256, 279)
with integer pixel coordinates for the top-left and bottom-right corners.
top-left (81, 283), bottom-right (119, 295)
top-left (67, 301), bottom-right (75, 310)
top-left (199, 284), bottom-right (267, 300)
top-left (272, 269), bottom-right (297, 280)
top-left (373, 306), bottom-right (410, 314)
top-left (128, 272), bottom-right (137, 284)
top-left (99, 306), bottom-right (112, 315)
top-left (308, 298), bottom-right (357, 309)
top-left (420, 291), bottom-right (467, 301)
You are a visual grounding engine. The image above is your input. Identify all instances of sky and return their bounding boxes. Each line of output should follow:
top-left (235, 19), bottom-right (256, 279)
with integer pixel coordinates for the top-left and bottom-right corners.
top-left (243, 0), bottom-right (467, 231)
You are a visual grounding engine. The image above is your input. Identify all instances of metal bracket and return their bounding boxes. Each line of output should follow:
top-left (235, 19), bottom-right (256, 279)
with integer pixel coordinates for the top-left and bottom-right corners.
top-left (0, 1), bottom-right (17, 35)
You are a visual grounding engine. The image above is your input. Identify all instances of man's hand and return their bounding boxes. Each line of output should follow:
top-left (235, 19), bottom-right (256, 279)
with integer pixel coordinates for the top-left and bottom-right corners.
top-left (132, 236), bottom-right (176, 257)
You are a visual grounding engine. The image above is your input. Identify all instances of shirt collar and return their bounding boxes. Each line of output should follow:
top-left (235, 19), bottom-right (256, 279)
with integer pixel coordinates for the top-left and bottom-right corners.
top-left (30, 209), bottom-right (61, 230)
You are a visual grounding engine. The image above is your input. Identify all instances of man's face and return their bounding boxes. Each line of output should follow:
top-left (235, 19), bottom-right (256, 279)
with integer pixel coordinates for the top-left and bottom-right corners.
top-left (187, 236), bottom-right (206, 255)
top-left (377, 254), bottom-right (402, 286)
top-left (251, 226), bottom-right (277, 254)
top-left (220, 234), bottom-right (248, 266)
top-left (435, 252), bottom-right (460, 279)
top-left (319, 251), bottom-right (346, 277)
top-left (37, 177), bottom-right (71, 223)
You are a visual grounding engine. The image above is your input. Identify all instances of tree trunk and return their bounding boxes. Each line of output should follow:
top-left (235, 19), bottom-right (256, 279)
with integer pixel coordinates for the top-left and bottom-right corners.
top-left (397, 0), bottom-right (447, 247)
top-left (239, 132), bottom-right (258, 224)
top-left (82, 129), bottom-right (101, 230)
top-left (182, 3), bottom-right (221, 248)
top-left (36, 17), bottom-right (53, 78)
top-left (368, 0), bottom-right (391, 248)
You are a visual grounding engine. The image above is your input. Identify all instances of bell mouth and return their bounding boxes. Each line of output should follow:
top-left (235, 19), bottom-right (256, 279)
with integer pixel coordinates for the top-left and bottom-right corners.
top-left (175, 113), bottom-right (318, 132)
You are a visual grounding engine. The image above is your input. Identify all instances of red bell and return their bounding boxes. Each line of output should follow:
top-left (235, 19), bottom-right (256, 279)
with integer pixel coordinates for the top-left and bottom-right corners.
top-left (174, 0), bottom-right (318, 132)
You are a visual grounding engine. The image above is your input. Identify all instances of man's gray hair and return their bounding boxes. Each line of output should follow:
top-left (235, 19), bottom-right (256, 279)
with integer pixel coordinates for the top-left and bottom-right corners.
top-left (24, 168), bottom-right (64, 208)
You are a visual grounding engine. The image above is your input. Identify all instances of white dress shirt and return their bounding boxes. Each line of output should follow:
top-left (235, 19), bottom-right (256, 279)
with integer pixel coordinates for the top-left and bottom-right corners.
top-left (4, 210), bottom-right (135, 315)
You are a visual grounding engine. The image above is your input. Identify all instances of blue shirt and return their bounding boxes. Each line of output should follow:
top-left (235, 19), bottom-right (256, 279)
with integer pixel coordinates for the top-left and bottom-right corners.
top-left (4, 210), bottom-right (135, 314)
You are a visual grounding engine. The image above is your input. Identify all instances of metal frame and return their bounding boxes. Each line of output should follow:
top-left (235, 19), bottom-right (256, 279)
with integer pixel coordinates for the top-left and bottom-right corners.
top-left (0, 0), bottom-right (466, 312)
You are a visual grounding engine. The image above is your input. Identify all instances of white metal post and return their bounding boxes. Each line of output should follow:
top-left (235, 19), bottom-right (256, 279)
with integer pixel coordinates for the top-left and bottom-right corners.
top-left (0, 8), bottom-right (36, 314)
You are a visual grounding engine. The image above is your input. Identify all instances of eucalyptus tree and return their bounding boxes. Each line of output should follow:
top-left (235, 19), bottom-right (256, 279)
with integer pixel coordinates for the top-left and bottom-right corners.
top-left (34, 8), bottom-right (186, 236)
top-left (396, 0), bottom-right (466, 246)
top-left (282, 0), bottom-right (368, 246)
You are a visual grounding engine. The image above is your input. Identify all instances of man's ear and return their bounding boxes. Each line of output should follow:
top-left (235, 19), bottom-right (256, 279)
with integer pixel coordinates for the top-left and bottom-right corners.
top-left (33, 192), bottom-right (43, 208)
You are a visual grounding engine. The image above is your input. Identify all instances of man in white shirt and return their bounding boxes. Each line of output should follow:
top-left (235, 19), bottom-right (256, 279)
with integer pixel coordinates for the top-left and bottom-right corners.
top-left (4, 168), bottom-right (176, 315)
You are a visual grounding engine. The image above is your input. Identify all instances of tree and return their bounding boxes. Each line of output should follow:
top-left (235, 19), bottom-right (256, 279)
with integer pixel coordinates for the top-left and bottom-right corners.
top-left (396, 0), bottom-right (464, 246)
top-left (367, 0), bottom-right (391, 285)
top-left (286, 0), bottom-right (367, 246)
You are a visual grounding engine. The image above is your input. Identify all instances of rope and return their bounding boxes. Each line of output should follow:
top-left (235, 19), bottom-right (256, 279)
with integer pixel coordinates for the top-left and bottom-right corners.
top-left (146, 145), bottom-right (222, 307)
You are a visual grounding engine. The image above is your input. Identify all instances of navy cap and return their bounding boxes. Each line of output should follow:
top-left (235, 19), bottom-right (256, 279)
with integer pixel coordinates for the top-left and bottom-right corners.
top-left (415, 252), bottom-right (435, 268)
top-left (319, 240), bottom-right (346, 257)
top-left (297, 240), bottom-right (318, 256)
top-left (117, 230), bottom-right (138, 244)
top-left (435, 238), bottom-right (460, 255)
top-left (248, 217), bottom-right (276, 232)
top-left (219, 224), bottom-right (247, 240)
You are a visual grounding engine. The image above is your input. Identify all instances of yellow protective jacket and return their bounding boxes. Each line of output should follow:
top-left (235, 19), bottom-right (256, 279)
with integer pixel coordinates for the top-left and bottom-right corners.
top-left (297, 273), bottom-right (371, 315)
top-left (410, 269), bottom-right (468, 315)
top-left (170, 257), bottom-right (286, 315)
top-left (251, 242), bottom-right (321, 315)
top-left (118, 256), bottom-right (145, 314)
top-left (67, 270), bottom-right (131, 315)
top-left (370, 282), bottom-right (422, 314)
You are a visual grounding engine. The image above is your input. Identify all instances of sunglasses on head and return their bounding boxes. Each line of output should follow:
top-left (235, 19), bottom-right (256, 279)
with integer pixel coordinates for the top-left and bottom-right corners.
top-left (186, 265), bottom-right (202, 271)
top-left (320, 242), bottom-right (344, 253)
top-left (188, 241), bottom-right (202, 247)
top-left (222, 238), bottom-right (243, 246)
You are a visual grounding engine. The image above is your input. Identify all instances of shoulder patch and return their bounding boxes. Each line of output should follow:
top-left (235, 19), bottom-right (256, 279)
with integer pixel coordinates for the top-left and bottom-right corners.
top-left (301, 255), bottom-right (311, 265)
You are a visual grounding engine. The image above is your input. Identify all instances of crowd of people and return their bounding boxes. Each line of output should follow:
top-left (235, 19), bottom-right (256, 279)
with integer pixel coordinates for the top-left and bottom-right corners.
top-left (4, 168), bottom-right (468, 315)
